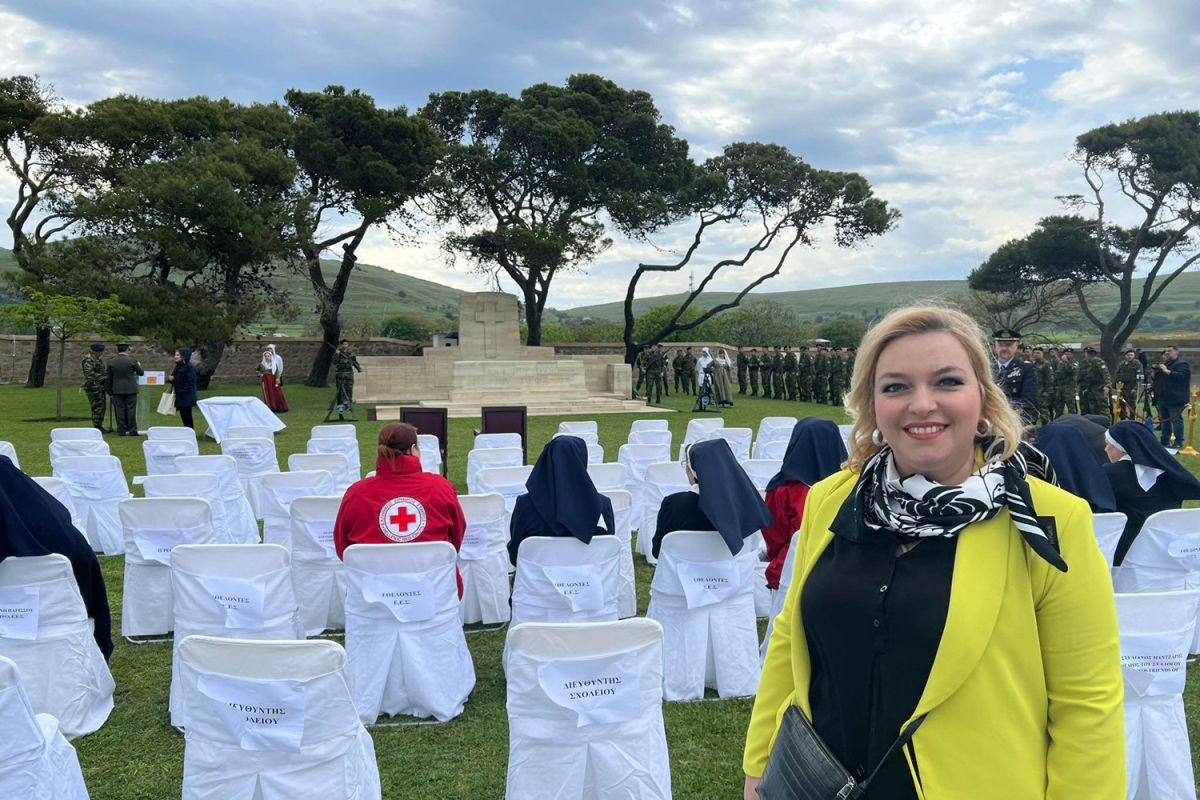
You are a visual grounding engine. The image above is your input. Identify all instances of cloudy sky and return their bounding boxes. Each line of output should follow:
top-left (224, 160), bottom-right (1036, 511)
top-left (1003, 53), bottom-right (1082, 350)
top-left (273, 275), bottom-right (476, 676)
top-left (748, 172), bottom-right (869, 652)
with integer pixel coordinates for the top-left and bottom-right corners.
top-left (5, 0), bottom-right (1199, 310)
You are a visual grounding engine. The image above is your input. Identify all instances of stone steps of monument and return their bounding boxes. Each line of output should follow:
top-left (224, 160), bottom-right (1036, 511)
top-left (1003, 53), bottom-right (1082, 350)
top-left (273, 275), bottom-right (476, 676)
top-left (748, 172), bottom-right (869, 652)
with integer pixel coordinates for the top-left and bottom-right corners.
top-left (373, 397), bottom-right (672, 420)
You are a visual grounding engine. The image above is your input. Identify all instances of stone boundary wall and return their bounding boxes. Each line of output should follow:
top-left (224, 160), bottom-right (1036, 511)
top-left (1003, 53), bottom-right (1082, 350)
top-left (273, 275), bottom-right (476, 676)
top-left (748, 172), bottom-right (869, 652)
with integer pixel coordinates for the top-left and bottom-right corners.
top-left (551, 342), bottom-right (740, 358)
top-left (0, 335), bottom-right (423, 385)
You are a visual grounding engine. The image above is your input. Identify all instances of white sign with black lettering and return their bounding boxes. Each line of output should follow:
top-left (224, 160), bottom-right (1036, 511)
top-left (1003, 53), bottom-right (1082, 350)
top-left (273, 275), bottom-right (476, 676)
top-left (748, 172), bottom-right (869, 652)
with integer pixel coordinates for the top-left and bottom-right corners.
top-left (363, 572), bottom-right (436, 622)
top-left (1120, 629), bottom-right (1191, 697)
top-left (676, 559), bottom-right (740, 609)
top-left (304, 521), bottom-right (337, 559)
top-left (198, 576), bottom-right (267, 630)
top-left (134, 528), bottom-right (194, 565)
top-left (0, 586), bottom-right (39, 640)
top-left (269, 487), bottom-right (310, 512)
top-left (538, 651), bottom-right (641, 727)
top-left (541, 564), bottom-right (605, 612)
top-left (197, 673), bottom-right (305, 752)
top-left (459, 522), bottom-right (489, 561)
top-left (59, 471), bottom-right (103, 500)
top-left (1167, 537), bottom-right (1200, 564)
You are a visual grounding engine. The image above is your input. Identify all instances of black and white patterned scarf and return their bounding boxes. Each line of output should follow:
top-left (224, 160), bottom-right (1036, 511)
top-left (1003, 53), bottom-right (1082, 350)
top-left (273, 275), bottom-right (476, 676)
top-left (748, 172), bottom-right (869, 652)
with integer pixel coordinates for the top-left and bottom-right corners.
top-left (853, 438), bottom-right (1067, 572)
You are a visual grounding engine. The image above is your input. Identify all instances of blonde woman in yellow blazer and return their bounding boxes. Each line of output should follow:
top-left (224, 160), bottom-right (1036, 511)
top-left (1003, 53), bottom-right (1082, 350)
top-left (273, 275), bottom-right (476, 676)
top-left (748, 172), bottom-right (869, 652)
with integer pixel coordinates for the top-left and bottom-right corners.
top-left (743, 309), bottom-right (1124, 799)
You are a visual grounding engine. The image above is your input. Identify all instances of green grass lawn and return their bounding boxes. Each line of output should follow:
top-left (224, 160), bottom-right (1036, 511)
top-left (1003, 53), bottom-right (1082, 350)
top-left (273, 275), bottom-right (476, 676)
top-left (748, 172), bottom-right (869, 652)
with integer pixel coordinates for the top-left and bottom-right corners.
top-left (1, 381), bottom-right (1199, 797)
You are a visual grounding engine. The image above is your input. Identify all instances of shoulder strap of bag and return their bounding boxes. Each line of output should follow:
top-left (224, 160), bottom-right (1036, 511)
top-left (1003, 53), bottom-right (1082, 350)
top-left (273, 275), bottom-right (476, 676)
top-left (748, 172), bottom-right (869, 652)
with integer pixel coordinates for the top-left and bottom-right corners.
top-left (859, 715), bottom-right (927, 792)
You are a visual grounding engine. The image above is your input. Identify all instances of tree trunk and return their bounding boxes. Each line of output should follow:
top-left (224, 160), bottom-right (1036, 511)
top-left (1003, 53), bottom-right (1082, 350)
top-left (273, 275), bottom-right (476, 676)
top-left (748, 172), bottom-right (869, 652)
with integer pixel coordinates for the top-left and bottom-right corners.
top-left (55, 336), bottom-right (65, 420)
top-left (307, 305), bottom-right (339, 388)
top-left (194, 341), bottom-right (226, 391)
top-left (25, 326), bottom-right (49, 388)
top-left (304, 228), bottom-right (368, 388)
top-left (624, 341), bottom-right (640, 367)
top-left (523, 283), bottom-right (542, 347)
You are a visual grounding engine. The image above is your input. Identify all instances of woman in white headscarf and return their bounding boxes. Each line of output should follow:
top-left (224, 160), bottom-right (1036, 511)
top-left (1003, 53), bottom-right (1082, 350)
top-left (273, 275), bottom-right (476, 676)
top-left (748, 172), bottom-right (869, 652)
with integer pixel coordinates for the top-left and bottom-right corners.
top-left (696, 347), bottom-right (715, 397)
top-left (257, 346), bottom-right (289, 412)
top-left (713, 348), bottom-right (735, 406)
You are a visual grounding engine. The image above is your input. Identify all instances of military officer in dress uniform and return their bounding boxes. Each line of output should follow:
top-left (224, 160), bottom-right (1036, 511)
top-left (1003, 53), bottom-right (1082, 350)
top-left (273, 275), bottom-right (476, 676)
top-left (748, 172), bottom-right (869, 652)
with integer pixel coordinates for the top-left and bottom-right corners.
top-left (1114, 348), bottom-right (1144, 420)
top-left (736, 349), bottom-right (748, 395)
top-left (991, 329), bottom-right (1039, 424)
top-left (82, 342), bottom-right (109, 432)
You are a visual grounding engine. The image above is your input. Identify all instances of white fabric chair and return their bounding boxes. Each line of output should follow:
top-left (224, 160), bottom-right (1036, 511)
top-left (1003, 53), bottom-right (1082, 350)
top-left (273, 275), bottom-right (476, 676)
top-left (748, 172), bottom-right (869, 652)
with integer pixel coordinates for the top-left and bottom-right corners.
top-left (0, 555), bottom-right (114, 739)
top-left (1093, 512), bottom-right (1127, 568)
top-left (50, 428), bottom-right (102, 442)
top-left (630, 419), bottom-right (669, 433)
top-left (288, 452), bottom-right (351, 484)
top-left (467, 447), bottom-right (524, 495)
top-left (554, 430), bottom-right (600, 446)
top-left (53, 455), bottom-right (129, 556)
top-left (220, 438), bottom-right (280, 520)
top-left (169, 544), bottom-right (304, 727)
top-left (753, 417), bottom-right (798, 459)
top-left (472, 466), bottom-right (534, 523)
top-left (838, 424), bottom-right (854, 450)
top-left (176, 636), bottom-right (381, 800)
top-left (587, 444), bottom-right (604, 465)
top-left (628, 429), bottom-right (672, 448)
top-left (587, 463), bottom-right (627, 493)
top-left (196, 397), bottom-right (285, 443)
top-left (741, 459), bottom-right (783, 492)
top-left (709, 428), bottom-right (753, 462)
top-left (648, 530), bottom-right (761, 700)
top-left (118, 497), bottom-right (218, 641)
top-left (260, 471), bottom-right (337, 550)
top-left (1116, 590), bottom-right (1200, 800)
top-left (600, 490), bottom-right (637, 618)
top-left (343, 543), bottom-right (476, 724)
top-left (289, 496), bottom-right (347, 637)
top-left (0, 441), bottom-right (19, 470)
top-left (618, 443), bottom-right (671, 526)
top-left (143, 473), bottom-right (233, 545)
top-left (1113, 508), bottom-right (1200, 653)
top-left (30, 477), bottom-right (86, 538)
top-left (682, 418), bottom-right (724, 450)
top-left (457, 494), bottom-right (511, 627)
top-left (311, 424), bottom-right (356, 440)
top-left (305, 438), bottom-right (359, 492)
top-left (756, 439), bottom-right (788, 461)
top-left (48, 440), bottom-right (110, 471)
top-left (505, 620), bottom-right (672, 799)
top-left (0, 656), bottom-right (90, 800)
top-left (176, 455), bottom-right (260, 545)
top-left (225, 426), bottom-right (274, 442)
top-left (638, 462), bottom-right (690, 564)
top-left (417, 435), bottom-right (442, 474)
top-left (148, 426), bottom-right (199, 444)
top-left (558, 420), bottom-right (599, 437)
top-left (473, 433), bottom-right (523, 451)
top-left (761, 532), bottom-right (800, 660)
top-left (511, 537), bottom-right (622, 631)
top-left (143, 436), bottom-right (200, 477)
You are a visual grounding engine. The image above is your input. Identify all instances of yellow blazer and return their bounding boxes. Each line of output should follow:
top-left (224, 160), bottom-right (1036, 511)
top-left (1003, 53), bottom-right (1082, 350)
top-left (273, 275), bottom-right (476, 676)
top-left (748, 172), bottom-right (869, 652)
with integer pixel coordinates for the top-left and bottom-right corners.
top-left (743, 469), bottom-right (1125, 799)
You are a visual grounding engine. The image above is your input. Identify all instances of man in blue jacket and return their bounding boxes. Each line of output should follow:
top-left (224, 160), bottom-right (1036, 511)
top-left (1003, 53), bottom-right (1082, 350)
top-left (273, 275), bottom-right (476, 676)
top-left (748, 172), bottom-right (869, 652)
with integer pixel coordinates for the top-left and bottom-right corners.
top-left (1156, 345), bottom-right (1191, 446)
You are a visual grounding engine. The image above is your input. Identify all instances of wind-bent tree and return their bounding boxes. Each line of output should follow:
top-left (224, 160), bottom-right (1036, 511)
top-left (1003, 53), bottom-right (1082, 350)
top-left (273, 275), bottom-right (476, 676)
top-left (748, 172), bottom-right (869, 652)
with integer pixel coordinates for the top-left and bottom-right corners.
top-left (621, 142), bottom-right (897, 363)
top-left (421, 74), bottom-right (692, 345)
top-left (286, 86), bottom-right (443, 386)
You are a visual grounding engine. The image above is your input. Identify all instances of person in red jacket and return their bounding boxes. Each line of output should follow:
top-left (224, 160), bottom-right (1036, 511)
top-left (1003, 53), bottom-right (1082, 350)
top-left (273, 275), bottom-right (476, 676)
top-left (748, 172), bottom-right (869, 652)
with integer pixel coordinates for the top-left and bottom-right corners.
top-left (334, 422), bottom-right (466, 594)
top-left (761, 417), bottom-right (847, 589)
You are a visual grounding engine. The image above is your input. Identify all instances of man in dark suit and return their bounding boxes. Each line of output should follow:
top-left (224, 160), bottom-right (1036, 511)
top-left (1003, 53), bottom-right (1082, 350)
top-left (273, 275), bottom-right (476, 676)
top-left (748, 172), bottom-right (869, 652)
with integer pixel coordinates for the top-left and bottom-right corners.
top-left (1157, 345), bottom-right (1191, 447)
top-left (105, 343), bottom-right (145, 436)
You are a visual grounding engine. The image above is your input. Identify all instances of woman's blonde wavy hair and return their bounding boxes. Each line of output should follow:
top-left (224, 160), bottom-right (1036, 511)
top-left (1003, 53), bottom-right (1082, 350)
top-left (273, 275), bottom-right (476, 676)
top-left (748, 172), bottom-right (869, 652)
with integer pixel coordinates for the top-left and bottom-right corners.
top-left (843, 305), bottom-right (1024, 473)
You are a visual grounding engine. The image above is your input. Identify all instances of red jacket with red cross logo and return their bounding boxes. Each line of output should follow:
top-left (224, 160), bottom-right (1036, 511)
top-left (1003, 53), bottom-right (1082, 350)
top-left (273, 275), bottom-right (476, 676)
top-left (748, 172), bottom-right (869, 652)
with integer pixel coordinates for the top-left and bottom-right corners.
top-left (333, 454), bottom-right (466, 595)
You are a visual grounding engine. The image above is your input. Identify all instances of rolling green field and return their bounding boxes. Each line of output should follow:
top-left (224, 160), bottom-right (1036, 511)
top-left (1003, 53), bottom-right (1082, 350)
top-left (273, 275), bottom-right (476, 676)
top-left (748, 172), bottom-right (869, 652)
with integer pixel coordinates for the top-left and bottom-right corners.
top-left (2, 383), bottom-right (1200, 797)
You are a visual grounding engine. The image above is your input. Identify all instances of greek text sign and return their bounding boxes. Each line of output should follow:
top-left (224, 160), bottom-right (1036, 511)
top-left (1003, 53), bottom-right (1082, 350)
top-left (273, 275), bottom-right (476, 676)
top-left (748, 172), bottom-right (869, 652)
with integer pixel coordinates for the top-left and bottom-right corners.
top-left (0, 586), bottom-right (39, 640)
top-left (538, 651), bottom-right (641, 726)
top-left (304, 521), bottom-right (337, 559)
top-left (363, 573), bottom-right (436, 622)
top-left (198, 674), bottom-right (305, 752)
top-left (198, 576), bottom-right (267, 630)
top-left (459, 522), bottom-right (489, 560)
top-left (541, 564), bottom-right (605, 612)
top-left (134, 528), bottom-right (194, 565)
top-left (677, 559), bottom-right (740, 609)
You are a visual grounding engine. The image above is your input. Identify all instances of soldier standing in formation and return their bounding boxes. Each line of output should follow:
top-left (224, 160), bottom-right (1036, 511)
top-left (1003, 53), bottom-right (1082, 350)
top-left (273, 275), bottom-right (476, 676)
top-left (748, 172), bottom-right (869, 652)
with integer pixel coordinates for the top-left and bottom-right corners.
top-left (633, 345), bottom-right (650, 398)
top-left (1113, 348), bottom-right (1144, 420)
top-left (796, 346), bottom-right (813, 402)
top-left (645, 343), bottom-right (666, 404)
top-left (782, 346), bottom-right (797, 401)
top-left (736, 349), bottom-right (748, 395)
top-left (672, 349), bottom-right (686, 394)
top-left (1055, 348), bottom-right (1079, 416)
top-left (772, 346), bottom-right (786, 400)
top-left (747, 348), bottom-right (760, 397)
top-left (82, 343), bottom-right (109, 433)
top-left (991, 329), bottom-right (1039, 424)
top-left (1032, 348), bottom-right (1055, 424)
top-left (843, 347), bottom-right (855, 396)
top-left (759, 347), bottom-right (774, 399)
top-left (1078, 347), bottom-right (1111, 415)
top-left (828, 347), bottom-right (845, 406)
top-left (812, 346), bottom-right (829, 404)
top-left (680, 347), bottom-right (697, 395)
top-left (333, 339), bottom-right (363, 417)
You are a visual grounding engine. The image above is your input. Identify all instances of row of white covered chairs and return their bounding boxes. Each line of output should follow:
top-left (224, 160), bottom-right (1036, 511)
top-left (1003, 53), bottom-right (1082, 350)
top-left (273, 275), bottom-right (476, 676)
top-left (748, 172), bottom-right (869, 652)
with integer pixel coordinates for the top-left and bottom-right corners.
top-left (0, 656), bottom-right (90, 799)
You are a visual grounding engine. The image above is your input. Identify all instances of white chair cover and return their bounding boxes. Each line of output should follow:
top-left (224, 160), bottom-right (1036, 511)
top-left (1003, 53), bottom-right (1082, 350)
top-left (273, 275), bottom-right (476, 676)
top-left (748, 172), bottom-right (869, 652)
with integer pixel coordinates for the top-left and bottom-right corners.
top-left (311, 424), bottom-right (356, 440)
top-left (343, 543), bottom-right (476, 723)
top-left (587, 463), bottom-right (627, 493)
top-left (647, 530), bottom-right (761, 700)
top-left (225, 426), bottom-right (273, 441)
top-left (53, 455), bottom-right (129, 556)
top-left (756, 440), bottom-right (788, 461)
top-left (474, 433), bottom-right (523, 450)
top-left (638, 462), bottom-right (690, 564)
top-left (417, 435), bottom-right (442, 475)
top-left (709, 428), bottom-right (753, 462)
top-left (558, 420), bottom-right (598, 436)
top-left (0, 657), bottom-right (90, 800)
top-left (143, 473), bottom-right (234, 545)
top-left (50, 428), bottom-right (103, 442)
top-left (628, 429), bottom-right (672, 448)
top-left (30, 477), bottom-right (87, 538)
top-left (176, 456), bottom-right (260, 545)
top-left (753, 417), bottom-right (798, 460)
top-left (148, 426), bottom-right (199, 444)
top-left (1093, 512), bottom-right (1127, 568)
top-left (473, 466), bottom-right (534, 523)
top-left (1116, 590), bottom-right (1200, 800)
top-left (600, 490), bottom-right (637, 618)
top-left (467, 447), bottom-right (524, 495)
top-left (0, 441), bottom-right (19, 470)
top-left (289, 496), bottom-right (347, 637)
top-left (587, 444), bottom-right (604, 465)
top-left (1113, 508), bottom-right (1200, 653)
top-left (555, 430), bottom-right (600, 447)
top-left (49, 440), bottom-right (110, 472)
top-left (618, 443), bottom-right (671, 526)
top-left (288, 451), bottom-right (351, 482)
top-left (0, 555), bottom-right (114, 739)
top-left (220, 438), bottom-right (280, 520)
top-left (761, 531), bottom-right (800, 660)
top-left (176, 636), bottom-right (381, 800)
top-left (169, 544), bottom-right (304, 727)
top-left (305, 438), bottom-right (360, 492)
top-left (741, 459), bottom-right (783, 492)
top-left (511, 537), bottom-right (622, 631)
top-left (118, 497), bottom-right (218, 639)
top-left (837, 424), bottom-right (854, 450)
top-left (457, 494), bottom-right (512, 626)
top-left (143, 437), bottom-right (200, 477)
top-left (260, 471), bottom-right (337, 550)
top-left (630, 419), bottom-right (669, 433)
top-left (682, 418), bottom-right (723, 449)
top-left (505, 620), bottom-right (672, 800)
top-left (197, 396), bottom-right (285, 443)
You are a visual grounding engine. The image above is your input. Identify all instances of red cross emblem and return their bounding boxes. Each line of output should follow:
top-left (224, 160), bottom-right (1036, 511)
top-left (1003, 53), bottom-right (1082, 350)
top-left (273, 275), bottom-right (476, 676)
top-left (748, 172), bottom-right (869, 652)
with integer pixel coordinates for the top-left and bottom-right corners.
top-left (378, 497), bottom-right (427, 542)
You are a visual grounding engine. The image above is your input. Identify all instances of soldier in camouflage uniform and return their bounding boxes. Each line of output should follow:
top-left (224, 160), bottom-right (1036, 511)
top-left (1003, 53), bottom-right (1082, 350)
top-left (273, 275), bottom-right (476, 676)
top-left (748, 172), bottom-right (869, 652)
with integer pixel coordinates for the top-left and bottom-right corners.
top-left (1113, 348), bottom-right (1144, 421)
top-left (772, 347), bottom-right (786, 400)
top-left (633, 345), bottom-right (650, 397)
top-left (760, 348), bottom-right (775, 399)
top-left (747, 348), bottom-right (761, 397)
top-left (680, 347), bottom-right (697, 395)
top-left (736, 349), bottom-right (748, 395)
top-left (1078, 347), bottom-right (1111, 416)
top-left (1032, 349), bottom-right (1055, 425)
top-left (333, 340), bottom-right (363, 416)
top-left (782, 346), bottom-right (797, 401)
top-left (1054, 349), bottom-right (1079, 416)
top-left (645, 343), bottom-right (666, 404)
top-left (828, 348), bottom-right (845, 406)
top-left (812, 346), bottom-right (830, 404)
top-left (843, 348), bottom-right (856, 396)
top-left (82, 342), bottom-right (109, 432)
top-left (797, 346), bottom-right (813, 402)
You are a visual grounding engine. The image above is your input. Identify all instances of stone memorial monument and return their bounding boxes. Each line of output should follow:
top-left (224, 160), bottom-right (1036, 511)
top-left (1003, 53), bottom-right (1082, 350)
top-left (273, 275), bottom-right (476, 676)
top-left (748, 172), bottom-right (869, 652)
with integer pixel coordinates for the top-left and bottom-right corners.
top-left (363, 292), bottom-right (657, 418)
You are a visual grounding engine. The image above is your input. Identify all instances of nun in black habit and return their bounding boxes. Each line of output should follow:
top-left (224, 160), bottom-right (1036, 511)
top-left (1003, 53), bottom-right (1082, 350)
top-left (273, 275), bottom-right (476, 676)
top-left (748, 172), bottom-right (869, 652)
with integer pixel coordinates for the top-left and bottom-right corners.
top-left (652, 439), bottom-right (772, 559)
top-left (1051, 413), bottom-right (1110, 464)
top-left (0, 455), bottom-right (113, 660)
top-left (508, 435), bottom-right (616, 566)
top-left (1104, 420), bottom-right (1200, 566)
top-left (1035, 423), bottom-right (1117, 514)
